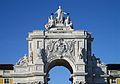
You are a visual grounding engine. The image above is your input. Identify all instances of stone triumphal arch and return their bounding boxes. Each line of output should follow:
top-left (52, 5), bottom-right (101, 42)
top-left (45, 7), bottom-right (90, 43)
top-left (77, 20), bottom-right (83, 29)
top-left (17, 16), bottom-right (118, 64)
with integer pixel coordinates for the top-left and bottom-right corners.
top-left (13, 6), bottom-right (108, 84)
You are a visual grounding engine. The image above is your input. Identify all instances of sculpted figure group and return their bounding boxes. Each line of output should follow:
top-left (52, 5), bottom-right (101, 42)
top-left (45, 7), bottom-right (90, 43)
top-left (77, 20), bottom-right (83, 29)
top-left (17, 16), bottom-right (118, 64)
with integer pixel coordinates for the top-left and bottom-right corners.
top-left (47, 39), bottom-right (75, 59)
top-left (45, 6), bottom-right (73, 30)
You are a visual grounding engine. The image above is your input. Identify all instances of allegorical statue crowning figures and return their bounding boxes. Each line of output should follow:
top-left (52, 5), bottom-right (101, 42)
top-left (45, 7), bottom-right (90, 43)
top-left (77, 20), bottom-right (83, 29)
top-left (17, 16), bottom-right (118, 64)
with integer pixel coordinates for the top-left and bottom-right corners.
top-left (55, 6), bottom-right (66, 23)
top-left (45, 6), bottom-right (73, 30)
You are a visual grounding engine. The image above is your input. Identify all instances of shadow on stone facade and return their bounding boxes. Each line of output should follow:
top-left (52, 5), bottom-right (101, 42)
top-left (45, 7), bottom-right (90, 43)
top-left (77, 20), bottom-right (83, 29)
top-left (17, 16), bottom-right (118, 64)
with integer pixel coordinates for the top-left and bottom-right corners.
top-left (86, 54), bottom-right (107, 84)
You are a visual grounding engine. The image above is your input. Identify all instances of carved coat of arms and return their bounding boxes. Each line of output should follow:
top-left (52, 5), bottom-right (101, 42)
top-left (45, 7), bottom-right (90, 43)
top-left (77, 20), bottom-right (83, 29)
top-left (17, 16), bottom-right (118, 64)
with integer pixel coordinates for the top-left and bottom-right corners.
top-left (46, 39), bottom-right (75, 58)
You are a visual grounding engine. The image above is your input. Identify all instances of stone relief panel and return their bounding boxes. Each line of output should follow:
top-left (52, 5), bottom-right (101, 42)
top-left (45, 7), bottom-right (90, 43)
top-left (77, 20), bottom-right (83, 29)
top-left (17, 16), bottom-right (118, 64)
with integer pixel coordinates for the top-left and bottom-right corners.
top-left (37, 48), bottom-right (42, 59)
top-left (15, 67), bottom-right (28, 73)
top-left (36, 65), bottom-right (43, 71)
top-left (37, 41), bottom-right (43, 49)
top-left (76, 64), bottom-right (85, 71)
top-left (46, 38), bottom-right (76, 62)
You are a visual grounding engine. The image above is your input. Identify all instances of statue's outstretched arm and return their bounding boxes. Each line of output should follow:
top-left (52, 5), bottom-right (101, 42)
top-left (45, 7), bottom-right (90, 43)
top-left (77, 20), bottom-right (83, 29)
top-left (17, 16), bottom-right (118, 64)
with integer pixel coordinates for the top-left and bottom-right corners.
top-left (54, 10), bottom-right (58, 14)
top-left (63, 12), bottom-right (67, 15)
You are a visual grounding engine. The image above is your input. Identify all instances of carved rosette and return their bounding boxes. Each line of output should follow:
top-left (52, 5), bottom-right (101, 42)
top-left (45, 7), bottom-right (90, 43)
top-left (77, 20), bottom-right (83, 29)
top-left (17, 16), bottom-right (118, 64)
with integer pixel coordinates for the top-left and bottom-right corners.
top-left (46, 39), bottom-right (76, 62)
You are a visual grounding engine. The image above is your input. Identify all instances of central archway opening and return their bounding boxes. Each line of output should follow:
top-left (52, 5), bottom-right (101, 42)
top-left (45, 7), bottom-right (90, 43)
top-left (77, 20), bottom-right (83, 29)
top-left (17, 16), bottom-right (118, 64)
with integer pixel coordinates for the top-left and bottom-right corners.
top-left (47, 59), bottom-right (73, 84)
top-left (48, 66), bottom-right (71, 84)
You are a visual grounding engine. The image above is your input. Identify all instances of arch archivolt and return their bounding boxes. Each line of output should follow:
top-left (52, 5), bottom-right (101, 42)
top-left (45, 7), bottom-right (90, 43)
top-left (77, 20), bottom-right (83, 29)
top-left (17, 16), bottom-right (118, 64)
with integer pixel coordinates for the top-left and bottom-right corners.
top-left (46, 56), bottom-right (76, 74)
top-left (45, 57), bottom-right (75, 84)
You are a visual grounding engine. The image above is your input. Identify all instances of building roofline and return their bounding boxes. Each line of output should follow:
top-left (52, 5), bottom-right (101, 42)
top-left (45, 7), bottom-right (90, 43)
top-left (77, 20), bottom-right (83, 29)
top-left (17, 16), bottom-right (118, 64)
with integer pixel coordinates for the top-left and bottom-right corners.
top-left (0, 64), bottom-right (14, 70)
top-left (107, 64), bottom-right (120, 70)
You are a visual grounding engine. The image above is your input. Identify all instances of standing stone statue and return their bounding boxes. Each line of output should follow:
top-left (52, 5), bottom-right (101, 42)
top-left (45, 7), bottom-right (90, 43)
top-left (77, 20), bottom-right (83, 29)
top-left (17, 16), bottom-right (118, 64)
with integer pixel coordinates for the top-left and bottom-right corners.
top-left (55, 6), bottom-right (66, 23)
top-left (45, 15), bottom-right (55, 29)
top-left (65, 16), bottom-right (73, 28)
top-left (29, 50), bottom-right (33, 64)
top-left (48, 15), bottom-right (55, 27)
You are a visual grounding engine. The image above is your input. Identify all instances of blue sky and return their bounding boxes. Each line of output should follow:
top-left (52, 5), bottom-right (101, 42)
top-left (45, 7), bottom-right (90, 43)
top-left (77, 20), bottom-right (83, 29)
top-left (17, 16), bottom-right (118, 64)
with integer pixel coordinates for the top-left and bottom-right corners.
top-left (0, 0), bottom-right (120, 84)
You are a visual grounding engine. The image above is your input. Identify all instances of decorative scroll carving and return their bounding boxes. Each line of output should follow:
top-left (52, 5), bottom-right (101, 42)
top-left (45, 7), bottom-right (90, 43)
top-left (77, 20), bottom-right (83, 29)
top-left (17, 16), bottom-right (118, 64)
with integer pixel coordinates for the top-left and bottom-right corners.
top-left (79, 47), bottom-right (83, 59)
top-left (47, 40), bottom-right (55, 52)
top-left (37, 48), bottom-right (47, 63)
top-left (47, 39), bottom-right (76, 61)
top-left (37, 48), bottom-right (42, 59)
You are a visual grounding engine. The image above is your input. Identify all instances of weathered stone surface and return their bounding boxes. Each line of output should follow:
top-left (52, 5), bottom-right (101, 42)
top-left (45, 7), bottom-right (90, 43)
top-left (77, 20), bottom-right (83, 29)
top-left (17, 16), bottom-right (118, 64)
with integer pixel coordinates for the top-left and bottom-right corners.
top-left (11, 6), bottom-right (107, 84)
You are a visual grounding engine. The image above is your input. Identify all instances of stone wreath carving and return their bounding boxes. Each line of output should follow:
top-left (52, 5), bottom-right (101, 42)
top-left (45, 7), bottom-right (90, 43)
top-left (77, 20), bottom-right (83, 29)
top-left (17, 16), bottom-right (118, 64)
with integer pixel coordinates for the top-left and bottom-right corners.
top-left (47, 38), bottom-right (75, 58)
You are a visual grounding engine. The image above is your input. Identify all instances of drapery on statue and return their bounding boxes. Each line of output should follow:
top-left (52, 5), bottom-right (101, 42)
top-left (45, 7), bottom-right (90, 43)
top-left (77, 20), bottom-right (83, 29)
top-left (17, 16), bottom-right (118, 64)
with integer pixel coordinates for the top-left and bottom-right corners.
top-left (65, 16), bottom-right (73, 28)
top-left (55, 6), bottom-right (66, 22)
